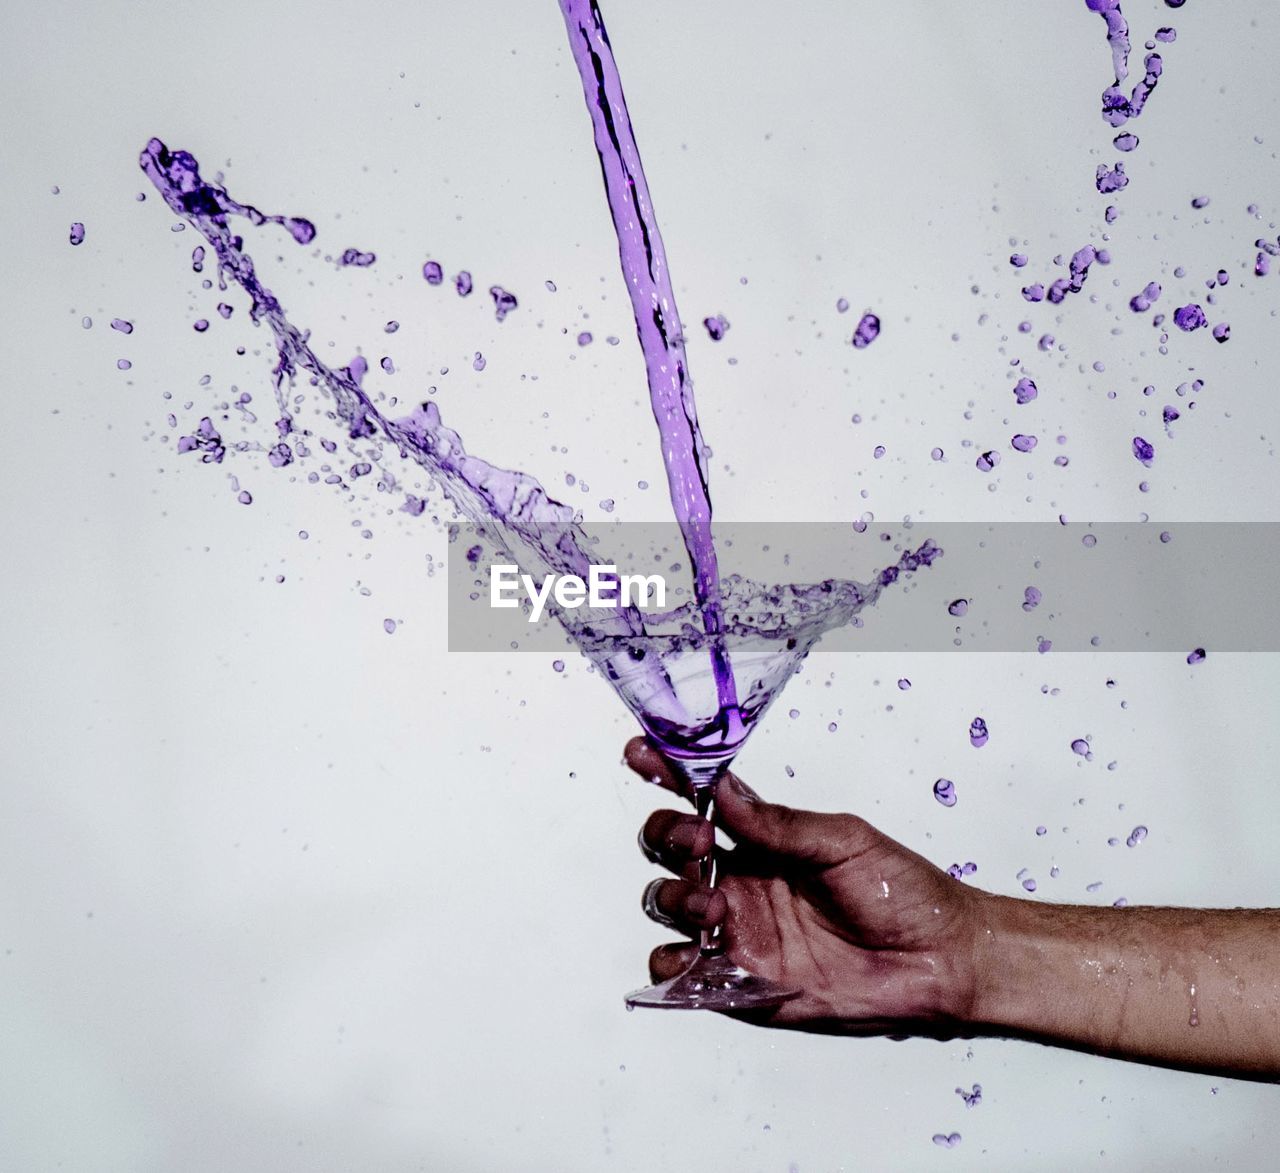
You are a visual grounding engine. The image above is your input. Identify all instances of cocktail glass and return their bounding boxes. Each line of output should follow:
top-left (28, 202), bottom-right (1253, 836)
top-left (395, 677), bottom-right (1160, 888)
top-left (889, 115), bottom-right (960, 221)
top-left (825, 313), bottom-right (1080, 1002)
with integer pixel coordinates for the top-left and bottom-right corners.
top-left (587, 630), bottom-right (809, 1010)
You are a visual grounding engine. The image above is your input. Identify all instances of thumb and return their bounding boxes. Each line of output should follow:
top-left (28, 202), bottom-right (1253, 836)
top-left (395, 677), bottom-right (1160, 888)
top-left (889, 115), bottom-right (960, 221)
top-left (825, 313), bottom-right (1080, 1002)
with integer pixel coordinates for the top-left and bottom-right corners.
top-left (713, 772), bottom-right (871, 868)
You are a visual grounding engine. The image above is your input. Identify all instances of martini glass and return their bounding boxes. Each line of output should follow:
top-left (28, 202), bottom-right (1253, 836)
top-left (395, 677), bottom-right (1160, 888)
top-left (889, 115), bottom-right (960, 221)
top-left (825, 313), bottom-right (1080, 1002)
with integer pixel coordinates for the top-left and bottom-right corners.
top-left (588, 630), bottom-right (806, 1010)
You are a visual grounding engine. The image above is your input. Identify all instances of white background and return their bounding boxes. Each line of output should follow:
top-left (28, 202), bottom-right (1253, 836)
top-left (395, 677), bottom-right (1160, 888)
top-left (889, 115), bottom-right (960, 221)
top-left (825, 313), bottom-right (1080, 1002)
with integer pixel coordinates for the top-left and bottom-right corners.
top-left (3, 1), bottom-right (1279, 1169)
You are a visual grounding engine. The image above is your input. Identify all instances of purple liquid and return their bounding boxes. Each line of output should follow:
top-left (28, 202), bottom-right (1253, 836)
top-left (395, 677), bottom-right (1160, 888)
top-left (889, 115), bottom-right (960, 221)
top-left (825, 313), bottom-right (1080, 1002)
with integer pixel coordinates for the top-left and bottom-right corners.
top-left (559, 0), bottom-right (742, 746)
top-left (138, 5), bottom-right (944, 772)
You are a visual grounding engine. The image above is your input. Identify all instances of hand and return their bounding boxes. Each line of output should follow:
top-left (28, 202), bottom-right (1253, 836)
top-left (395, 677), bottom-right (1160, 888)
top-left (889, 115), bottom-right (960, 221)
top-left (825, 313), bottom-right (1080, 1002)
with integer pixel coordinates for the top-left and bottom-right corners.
top-left (628, 737), bottom-right (988, 1035)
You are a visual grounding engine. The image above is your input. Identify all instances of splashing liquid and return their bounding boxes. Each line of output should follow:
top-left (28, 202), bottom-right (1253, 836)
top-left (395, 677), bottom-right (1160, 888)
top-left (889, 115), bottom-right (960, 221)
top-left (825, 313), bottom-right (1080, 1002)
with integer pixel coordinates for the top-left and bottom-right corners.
top-left (139, 4), bottom-right (937, 762)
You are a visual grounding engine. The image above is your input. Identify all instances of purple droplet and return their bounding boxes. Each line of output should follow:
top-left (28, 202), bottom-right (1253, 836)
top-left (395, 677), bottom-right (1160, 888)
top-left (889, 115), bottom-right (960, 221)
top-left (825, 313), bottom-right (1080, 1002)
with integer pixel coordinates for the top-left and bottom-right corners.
top-left (1190, 195), bottom-right (1210, 209)
top-left (948, 598), bottom-right (968, 617)
top-left (339, 248), bottom-right (376, 267)
top-left (193, 319), bottom-right (209, 332)
top-left (237, 490), bottom-right (253, 505)
top-left (284, 217), bottom-right (316, 245)
top-left (931, 1133), bottom-right (962, 1149)
top-left (1013, 377), bottom-right (1038, 405)
top-left (385, 320), bottom-right (400, 333)
top-left (897, 678), bottom-right (911, 690)
top-left (1128, 281), bottom-right (1161, 312)
top-left (473, 351), bottom-right (486, 371)
top-left (69, 222), bottom-right (85, 246)
top-left (380, 357), bottom-right (395, 373)
top-left (1187, 647), bottom-right (1206, 664)
top-left (1173, 303), bottom-right (1207, 331)
top-left (111, 318), bottom-right (134, 334)
top-left (1132, 436), bottom-right (1155, 465)
top-left (1071, 738), bottom-right (1091, 758)
top-left (1023, 586), bottom-right (1042, 612)
top-left (1211, 322), bottom-right (1231, 343)
top-left (1113, 132), bottom-right (1139, 152)
top-left (1009, 253), bottom-right (1028, 268)
top-left (851, 312), bottom-right (880, 349)
top-left (1095, 162), bottom-right (1128, 193)
top-left (703, 313), bottom-right (730, 341)
top-left (1126, 825), bottom-right (1148, 847)
top-left (933, 779), bottom-right (957, 808)
top-left (552, 659), bottom-right (565, 673)
top-left (577, 331), bottom-right (593, 346)
top-left (455, 270), bottom-right (473, 297)
top-left (116, 358), bottom-right (132, 370)
top-left (217, 302), bottom-right (233, 319)
top-left (976, 450), bottom-right (1001, 472)
top-left (836, 297), bottom-right (849, 313)
top-left (969, 717), bottom-right (989, 748)
top-left (489, 285), bottom-right (518, 321)
top-left (1011, 433), bottom-right (1038, 453)
top-left (422, 260), bottom-right (444, 285)
top-left (383, 618), bottom-right (397, 634)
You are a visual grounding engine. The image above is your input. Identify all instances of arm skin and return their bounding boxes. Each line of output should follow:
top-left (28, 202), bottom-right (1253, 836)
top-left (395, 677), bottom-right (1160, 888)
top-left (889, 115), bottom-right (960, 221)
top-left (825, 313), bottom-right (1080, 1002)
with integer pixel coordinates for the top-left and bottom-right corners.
top-left (626, 737), bottom-right (1280, 1081)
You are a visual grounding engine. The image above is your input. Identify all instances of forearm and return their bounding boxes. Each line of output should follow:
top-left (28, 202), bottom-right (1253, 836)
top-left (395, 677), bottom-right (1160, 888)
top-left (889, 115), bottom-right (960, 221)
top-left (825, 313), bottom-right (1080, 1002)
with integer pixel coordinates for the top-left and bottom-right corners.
top-left (971, 895), bottom-right (1280, 1078)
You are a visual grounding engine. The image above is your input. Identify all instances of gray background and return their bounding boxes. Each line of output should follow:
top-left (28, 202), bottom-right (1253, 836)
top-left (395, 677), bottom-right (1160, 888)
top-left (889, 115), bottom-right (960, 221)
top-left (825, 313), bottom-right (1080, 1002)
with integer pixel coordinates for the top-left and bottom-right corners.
top-left (3, 1), bottom-right (1279, 1170)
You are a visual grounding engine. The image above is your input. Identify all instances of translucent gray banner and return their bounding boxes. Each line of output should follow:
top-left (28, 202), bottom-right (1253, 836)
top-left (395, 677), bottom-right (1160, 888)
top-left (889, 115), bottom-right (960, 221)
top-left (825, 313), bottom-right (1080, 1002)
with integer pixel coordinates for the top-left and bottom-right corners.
top-left (446, 522), bottom-right (1280, 654)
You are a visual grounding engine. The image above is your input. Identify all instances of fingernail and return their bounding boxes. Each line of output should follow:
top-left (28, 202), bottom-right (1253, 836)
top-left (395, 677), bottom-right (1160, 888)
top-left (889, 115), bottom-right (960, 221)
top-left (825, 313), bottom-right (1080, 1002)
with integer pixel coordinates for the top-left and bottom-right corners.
top-left (686, 890), bottom-right (712, 918)
top-left (726, 773), bottom-right (760, 802)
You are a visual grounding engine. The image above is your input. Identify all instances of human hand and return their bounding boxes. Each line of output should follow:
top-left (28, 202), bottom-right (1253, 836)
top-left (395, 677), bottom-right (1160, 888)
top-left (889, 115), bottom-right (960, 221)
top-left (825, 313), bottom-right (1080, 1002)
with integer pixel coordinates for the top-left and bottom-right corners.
top-left (628, 737), bottom-right (989, 1035)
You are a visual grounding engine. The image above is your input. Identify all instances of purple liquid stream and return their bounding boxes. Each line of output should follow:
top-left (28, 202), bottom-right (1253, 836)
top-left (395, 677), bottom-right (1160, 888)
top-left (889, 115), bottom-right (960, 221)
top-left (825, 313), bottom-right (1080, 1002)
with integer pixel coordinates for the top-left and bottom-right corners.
top-left (558, 0), bottom-right (742, 746)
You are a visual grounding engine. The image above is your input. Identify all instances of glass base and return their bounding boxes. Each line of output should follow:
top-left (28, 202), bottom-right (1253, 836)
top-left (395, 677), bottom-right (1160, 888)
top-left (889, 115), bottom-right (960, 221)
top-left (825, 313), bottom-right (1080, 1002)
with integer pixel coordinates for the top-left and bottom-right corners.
top-left (625, 951), bottom-right (801, 1011)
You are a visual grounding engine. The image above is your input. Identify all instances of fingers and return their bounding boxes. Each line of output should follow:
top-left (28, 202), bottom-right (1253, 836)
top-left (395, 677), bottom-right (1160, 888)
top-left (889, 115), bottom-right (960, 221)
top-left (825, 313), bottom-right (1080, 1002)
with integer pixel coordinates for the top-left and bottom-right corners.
top-left (624, 736), bottom-right (692, 799)
top-left (713, 771), bottom-right (878, 869)
top-left (642, 877), bottom-right (728, 936)
top-left (649, 941), bottom-right (697, 982)
top-left (638, 809), bottom-right (715, 876)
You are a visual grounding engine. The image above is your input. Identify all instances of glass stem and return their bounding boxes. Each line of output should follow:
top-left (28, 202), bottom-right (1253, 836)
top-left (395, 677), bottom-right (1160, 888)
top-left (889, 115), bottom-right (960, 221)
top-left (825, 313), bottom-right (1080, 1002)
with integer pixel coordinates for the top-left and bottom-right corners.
top-left (694, 785), bottom-right (723, 957)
